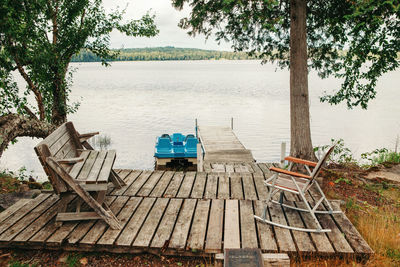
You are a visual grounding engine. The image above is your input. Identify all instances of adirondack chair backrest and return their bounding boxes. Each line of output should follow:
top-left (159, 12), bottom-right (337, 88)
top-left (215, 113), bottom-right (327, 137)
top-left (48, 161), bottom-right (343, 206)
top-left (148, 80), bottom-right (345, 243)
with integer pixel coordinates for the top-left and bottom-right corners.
top-left (34, 122), bottom-right (83, 194)
top-left (310, 144), bottom-right (336, 180)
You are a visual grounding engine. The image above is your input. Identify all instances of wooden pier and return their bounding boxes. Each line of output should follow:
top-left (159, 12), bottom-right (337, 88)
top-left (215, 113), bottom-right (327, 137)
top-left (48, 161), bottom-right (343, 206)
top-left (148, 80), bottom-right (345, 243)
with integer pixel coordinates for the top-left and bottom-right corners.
top-left (198, 126), bottom-right (254, 163)
top-left (0, 165), bottom-right (373, 259)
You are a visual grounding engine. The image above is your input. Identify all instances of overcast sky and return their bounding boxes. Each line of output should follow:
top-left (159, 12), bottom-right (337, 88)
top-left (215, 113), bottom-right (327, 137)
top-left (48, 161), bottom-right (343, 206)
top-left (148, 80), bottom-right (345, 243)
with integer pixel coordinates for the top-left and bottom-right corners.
top-left (103, 0), bottom-right (232, 51)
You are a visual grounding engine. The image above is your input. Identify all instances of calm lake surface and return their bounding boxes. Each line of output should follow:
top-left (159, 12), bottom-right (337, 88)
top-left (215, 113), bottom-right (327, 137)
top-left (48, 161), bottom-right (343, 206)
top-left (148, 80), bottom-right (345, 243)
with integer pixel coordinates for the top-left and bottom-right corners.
top-left (1, 60), bottom-right (400, 179)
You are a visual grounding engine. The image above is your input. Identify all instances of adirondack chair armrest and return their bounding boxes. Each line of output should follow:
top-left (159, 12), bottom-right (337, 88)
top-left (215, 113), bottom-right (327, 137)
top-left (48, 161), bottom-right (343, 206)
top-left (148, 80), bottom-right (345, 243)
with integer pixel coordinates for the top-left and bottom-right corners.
top-left (79, 132), bottom-right (99, 138)
top-left (56, 157), bottom-right (84, 164)
top-left (79, 132), bottom-right (99, 143)
top-left (269, 166), bottom-right (311, 179)
top-left (284, 156), bottom-right (317, 167)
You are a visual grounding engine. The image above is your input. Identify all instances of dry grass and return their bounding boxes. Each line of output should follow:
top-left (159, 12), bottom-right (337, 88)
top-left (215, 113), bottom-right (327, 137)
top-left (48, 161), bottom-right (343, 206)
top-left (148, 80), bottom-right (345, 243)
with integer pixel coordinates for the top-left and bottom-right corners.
top-left (348, 206), bottom-right (400, 266)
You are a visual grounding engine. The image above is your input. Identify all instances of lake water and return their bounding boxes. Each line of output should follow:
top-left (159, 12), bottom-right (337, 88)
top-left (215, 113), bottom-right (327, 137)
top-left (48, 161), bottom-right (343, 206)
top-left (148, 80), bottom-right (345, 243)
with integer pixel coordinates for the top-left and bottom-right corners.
top-left (1, 60), bottom-right (399, 179)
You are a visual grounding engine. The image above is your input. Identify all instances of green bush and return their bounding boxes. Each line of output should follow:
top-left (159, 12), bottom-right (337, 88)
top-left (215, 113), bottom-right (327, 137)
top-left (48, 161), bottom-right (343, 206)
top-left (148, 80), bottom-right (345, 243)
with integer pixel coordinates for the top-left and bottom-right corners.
top-left (314, 138), bottom-right (356, 164)
top-left (361, 148), bottom-right (400, 166)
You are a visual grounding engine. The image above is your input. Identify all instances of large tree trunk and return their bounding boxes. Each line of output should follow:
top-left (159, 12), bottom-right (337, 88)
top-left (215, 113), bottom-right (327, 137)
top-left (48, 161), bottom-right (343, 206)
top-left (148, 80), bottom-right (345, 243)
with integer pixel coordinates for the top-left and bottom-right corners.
top-left (0, 114), bottom-right (56, 158)
top-left (289, 0), bottom-right (316, 161)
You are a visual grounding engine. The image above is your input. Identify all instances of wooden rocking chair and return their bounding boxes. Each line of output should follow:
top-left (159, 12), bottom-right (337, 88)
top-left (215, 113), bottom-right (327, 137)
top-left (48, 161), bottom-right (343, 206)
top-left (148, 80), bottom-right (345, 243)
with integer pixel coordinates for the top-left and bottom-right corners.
top-left (35, 122), bottom-right (126, 229)
top-left (255, 143), bottom-right (341, 233)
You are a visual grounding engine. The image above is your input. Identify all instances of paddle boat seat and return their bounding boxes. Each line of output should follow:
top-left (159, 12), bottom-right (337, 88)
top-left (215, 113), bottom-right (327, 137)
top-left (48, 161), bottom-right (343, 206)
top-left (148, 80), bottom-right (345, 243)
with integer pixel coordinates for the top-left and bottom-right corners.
top-left (185, 137), bottom-right (198, 157)
top-left (154, 137), bottom-right (173, 157)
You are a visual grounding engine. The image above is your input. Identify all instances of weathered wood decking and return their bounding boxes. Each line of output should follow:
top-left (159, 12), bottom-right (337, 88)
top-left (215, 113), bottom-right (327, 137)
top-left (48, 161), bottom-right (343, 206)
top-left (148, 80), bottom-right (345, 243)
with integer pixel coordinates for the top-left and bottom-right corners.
top-left (0, 164), bottom-right (373, 259)
top-left (198, 126), bottom-right (254, 163)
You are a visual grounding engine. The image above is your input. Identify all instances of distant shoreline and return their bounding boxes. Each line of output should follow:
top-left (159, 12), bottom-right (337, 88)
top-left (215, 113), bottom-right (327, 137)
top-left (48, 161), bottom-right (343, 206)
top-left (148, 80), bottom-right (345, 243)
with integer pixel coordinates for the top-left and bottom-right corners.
top-left (71, 46), bottom-right (256, 62)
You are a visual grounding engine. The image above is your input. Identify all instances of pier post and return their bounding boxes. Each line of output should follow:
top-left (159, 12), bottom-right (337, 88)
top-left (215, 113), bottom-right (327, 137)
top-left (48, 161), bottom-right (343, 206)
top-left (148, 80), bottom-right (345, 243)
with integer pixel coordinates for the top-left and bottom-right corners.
top-left (197, 143), bottom-right (203, 172)
top-left (195, 118), bottom-right (198, 138)
top-left (280, 142), bottom-right (286, 167)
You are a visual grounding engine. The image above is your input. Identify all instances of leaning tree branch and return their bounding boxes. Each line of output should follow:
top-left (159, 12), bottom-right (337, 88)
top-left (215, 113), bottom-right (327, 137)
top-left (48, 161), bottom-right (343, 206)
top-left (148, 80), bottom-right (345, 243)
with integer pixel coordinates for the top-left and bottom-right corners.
top-left (7, 40), bottom-right (46, 121)
top-left (0, 113), bottom-right (56, 158)
top-left (23, 106), bottom-right (39, 120)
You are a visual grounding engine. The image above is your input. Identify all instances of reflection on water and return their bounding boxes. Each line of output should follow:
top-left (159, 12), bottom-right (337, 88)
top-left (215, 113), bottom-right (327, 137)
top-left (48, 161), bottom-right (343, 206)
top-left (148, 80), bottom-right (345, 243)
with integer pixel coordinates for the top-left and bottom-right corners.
top-left (1, 60), bottom-right (399, 180)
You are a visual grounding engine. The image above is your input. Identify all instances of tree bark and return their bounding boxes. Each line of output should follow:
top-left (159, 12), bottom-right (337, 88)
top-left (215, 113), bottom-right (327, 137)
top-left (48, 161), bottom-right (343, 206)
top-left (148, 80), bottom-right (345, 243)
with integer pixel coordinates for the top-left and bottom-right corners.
top-left (289, 0), bottom-right (316, 161)
top-left (51, 79), bottom-right (67, 126)
top-left (0, 114), bottom-right (56, 158)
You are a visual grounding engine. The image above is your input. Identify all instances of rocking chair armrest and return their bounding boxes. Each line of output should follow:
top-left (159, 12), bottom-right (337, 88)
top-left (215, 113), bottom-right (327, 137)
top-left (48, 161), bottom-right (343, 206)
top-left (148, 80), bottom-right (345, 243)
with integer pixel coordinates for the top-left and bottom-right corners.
top-left (269, 166), bottom-right (311, 179)
top-left (56, 157), bottom-right (84, 164)
top-left (284, 156), bottom-right (317, 168)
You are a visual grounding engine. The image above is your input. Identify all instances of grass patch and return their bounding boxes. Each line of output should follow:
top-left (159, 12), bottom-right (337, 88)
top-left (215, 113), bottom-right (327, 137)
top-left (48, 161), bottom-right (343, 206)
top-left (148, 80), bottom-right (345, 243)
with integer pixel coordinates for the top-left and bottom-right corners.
top-left (8, 261), bottom-right (37, 267)
top-left (66, 253), bottom-right (81, 267)
top-left (348, 205), bottom-right (400, 265)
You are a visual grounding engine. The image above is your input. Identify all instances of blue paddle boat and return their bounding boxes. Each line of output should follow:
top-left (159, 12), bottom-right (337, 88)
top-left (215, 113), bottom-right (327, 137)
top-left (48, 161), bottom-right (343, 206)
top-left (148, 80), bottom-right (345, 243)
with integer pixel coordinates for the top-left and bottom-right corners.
top-left (154, 133), bottom-right (198, 170)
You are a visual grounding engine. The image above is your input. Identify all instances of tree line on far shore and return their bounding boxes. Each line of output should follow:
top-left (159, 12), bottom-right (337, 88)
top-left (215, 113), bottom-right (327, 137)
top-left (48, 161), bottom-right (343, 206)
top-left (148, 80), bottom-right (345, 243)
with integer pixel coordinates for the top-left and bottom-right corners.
top-left (71, 47), bottom-right (255, 62)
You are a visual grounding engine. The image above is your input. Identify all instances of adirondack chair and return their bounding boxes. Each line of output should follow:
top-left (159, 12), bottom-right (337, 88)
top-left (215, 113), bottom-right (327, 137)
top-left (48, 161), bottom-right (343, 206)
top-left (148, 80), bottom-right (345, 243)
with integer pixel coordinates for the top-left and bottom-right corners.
top-left (255, 143), bottom-right (341, 233)
top-left (35, 122), bottom-right (126, 229)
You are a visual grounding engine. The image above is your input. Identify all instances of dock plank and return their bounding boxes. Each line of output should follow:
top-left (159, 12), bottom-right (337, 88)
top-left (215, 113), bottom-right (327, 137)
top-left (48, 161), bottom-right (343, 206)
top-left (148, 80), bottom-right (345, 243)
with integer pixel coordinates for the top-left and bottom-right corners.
top-left (163, 172), bottom-right (184, 198)
top-left (204, 174), bottom-right (218, 199)
top-left (151, 199), bottom-right (183, 248)
top-left (268, 203), bottom-right (297, 252)
top-left (187, 199), bottom-right (210, 250)
top-left (133, 198), bottom-right (169, 247)
top-left (330, 202), bottom-right (373, 255)
top-left (295, 202), bottom-right (335, 254)
top-left (149, 171), bottom-right (174, 197)
top-left (205, 199), bottom-right (224, 253)
top-left (253, 174), bottom-right (268, 200)
top-left (282, 201), bottom-right (316, 253)
top-left (0, 199), bottom-right (31, 224)
top-left (224, 200), bottom-right (240, 249)
top-left (230, 173), bottom-right (244, 200)
top-left (111, 170), bottom-right (141, 195)
top-left (239, 200), bottom-right (258, 248)
top-left (115, 197), bottom-right (156, 246)
top-left (80, 196), bottom-right (129, 245)
top-left (198, 126), bottom-right (254, 163)
top-left (97, 197), bottom-right (142, 246)
top-left (13, 195), bottom-right (76, 243)
top-left (217, 174), bottom-right (230, 199)
top-left (66, 196), bottom-right (116, 245)
top-left (176, 172), bottom-right (196, 198)
top-left (253, 201), bottom-right (278, 252)
top-left (0, 194), bottom-right (59, 242)
top-left (190, 172), bottom-right (206, 199)
top-left (317, 213), bottom-right (354, 254)
top-left (169, 199), bottom-right (197, 250)
top-left (242, 173), bottom-right (258, 200)
top-left (225, 163), bottom-right (235, 173)
top-left (0, 194), bottom-right (51, 236)
top-left (123, 171), bottom-right (152, 196)
top-left (137, 171), bottom-right (164, 197)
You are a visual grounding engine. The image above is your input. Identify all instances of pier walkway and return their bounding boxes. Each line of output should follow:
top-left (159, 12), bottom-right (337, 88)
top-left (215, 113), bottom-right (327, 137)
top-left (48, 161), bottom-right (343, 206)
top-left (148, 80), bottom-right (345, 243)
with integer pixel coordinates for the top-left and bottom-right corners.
top-left (0, 166), bottom-right (373, 259)
top-left (198, 126), bottom-right (254, 163)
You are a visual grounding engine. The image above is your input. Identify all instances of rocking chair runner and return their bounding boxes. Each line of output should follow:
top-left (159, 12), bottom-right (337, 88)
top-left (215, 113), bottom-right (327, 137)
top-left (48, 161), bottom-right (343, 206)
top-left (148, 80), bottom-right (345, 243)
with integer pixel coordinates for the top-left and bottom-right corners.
top-left (255, 143), bottom-right (341, 233)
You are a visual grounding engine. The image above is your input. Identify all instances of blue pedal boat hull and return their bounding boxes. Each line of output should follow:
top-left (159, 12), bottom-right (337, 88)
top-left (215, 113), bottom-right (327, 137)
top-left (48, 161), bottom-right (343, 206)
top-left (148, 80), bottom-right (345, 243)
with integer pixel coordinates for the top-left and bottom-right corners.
top-left (154, 133), bottom-right (198, 159)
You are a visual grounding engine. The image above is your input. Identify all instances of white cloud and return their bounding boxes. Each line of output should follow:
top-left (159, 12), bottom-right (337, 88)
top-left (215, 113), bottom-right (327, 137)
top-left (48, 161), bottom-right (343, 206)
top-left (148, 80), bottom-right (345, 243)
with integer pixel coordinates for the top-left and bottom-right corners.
top-left (103, 0), bottom-right (232, 51)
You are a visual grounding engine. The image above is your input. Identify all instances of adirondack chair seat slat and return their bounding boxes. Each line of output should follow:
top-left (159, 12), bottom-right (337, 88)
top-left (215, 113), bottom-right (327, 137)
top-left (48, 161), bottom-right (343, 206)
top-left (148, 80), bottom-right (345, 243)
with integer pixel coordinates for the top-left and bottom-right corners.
top-left (34, 121), bottom-right (125, 230)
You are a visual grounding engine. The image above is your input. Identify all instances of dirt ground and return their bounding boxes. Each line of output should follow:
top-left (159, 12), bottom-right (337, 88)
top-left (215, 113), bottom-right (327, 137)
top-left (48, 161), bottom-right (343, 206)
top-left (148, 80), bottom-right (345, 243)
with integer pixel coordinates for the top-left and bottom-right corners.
top-left (0, 249), bottom-right (211, 267)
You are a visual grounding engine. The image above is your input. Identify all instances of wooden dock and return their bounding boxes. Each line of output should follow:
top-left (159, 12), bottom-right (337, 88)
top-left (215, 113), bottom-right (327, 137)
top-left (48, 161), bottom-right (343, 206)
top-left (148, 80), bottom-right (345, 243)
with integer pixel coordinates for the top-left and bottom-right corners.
top-left (0, 165), bottom-right (373, 259)
top-left (198, 126), bottom-right (254, 163)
